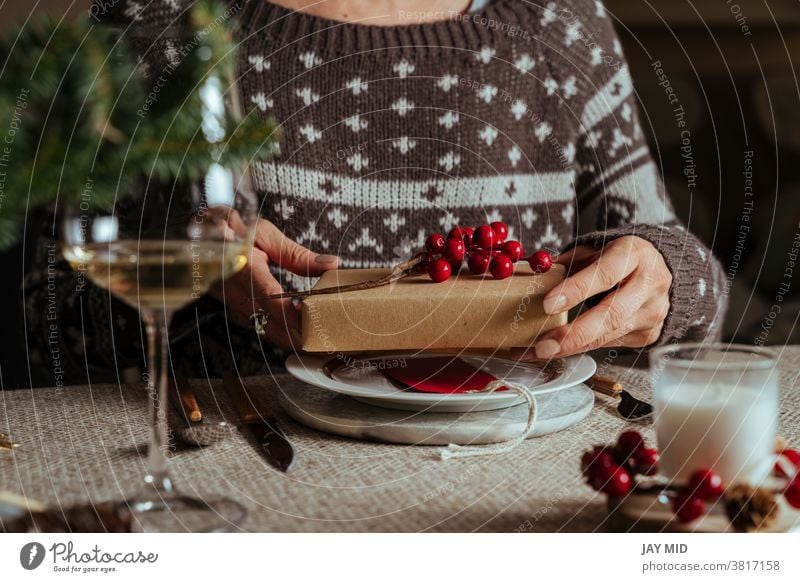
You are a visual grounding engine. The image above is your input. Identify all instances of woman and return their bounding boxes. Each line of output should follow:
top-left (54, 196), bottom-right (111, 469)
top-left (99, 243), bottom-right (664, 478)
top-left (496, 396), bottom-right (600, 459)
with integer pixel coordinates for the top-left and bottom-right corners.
top-left (25, 0), bottom-right (726, 384)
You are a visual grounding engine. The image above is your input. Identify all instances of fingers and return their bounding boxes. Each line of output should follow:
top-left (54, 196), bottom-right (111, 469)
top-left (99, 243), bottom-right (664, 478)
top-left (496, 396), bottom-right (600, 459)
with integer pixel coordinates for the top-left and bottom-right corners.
top-left (254, 219), bottom-right (339, 277)
top-left (212, 249), bottom-right (300, 350)
top-left (206, 218), bottom-right (340, 351)
top-left (245, 248), bottom-right (301, 350)
top-left (543, 238), bottom-right (641, 316)
top-left (526, 236), bottom-right (671, 359)
top-left (534, 281), bottom-right (648, 359)
top-left (598, 297), bottom-right (668, 349)
top-left (506, 347), bottom-right (548, 365)
top-left (217, 205), bottom-right (249, 239)
top-left (554, 244), bottom-right (599, 271)
top-left (600, 324), bottom-right (664, 349)
top-left (192, 205), bottom-right (249, 241)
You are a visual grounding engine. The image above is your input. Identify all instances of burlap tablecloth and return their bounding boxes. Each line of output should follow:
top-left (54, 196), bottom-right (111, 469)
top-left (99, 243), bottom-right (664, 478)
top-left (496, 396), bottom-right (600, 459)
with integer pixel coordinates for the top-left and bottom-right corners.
top-left (2, 347), bottom-right (799, 532)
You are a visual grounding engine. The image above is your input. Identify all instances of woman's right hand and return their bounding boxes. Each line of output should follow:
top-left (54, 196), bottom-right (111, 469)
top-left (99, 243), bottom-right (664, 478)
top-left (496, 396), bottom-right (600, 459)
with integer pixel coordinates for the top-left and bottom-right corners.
top-left (210, 217), bottom-right (339, 349)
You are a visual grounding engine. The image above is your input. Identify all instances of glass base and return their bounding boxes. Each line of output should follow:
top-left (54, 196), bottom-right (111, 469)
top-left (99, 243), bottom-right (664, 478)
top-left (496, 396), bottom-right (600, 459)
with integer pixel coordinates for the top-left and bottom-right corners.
top-left (125, 494), bottom-right (247, 532)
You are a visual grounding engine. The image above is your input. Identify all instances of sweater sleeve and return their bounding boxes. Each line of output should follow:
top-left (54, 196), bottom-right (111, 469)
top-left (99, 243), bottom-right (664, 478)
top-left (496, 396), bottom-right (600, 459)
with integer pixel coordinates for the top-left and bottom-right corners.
top-left (551, 0), bottom-right (727, 343)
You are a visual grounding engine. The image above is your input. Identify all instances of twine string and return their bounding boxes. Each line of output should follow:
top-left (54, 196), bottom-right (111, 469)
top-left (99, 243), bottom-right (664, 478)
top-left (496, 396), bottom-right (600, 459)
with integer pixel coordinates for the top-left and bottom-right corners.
top-left (439, 379), bottom-right (538, 460)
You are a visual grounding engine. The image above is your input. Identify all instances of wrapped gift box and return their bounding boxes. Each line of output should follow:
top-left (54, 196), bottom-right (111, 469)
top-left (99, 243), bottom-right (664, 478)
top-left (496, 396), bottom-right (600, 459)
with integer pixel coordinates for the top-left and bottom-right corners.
top-left (300, 264), bottom-right (567, 352)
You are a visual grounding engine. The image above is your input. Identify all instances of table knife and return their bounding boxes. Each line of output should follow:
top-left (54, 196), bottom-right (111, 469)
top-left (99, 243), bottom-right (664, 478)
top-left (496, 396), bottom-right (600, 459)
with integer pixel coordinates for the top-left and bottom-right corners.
top-left (222, 374), bottom-right (295, 472)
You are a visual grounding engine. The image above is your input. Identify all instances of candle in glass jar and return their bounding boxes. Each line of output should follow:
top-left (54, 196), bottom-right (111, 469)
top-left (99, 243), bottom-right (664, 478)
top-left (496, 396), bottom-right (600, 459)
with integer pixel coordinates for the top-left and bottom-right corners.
top-left (654, 382), bottom-right (778, 484)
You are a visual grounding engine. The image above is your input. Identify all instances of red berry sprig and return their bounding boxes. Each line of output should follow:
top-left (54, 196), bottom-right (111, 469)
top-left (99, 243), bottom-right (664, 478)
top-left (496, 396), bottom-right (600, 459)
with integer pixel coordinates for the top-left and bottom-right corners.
top-left (581, 446), bottom-right (633, 497)
top-left (671, 493), bottom-right (706, 523)
top-left (422, 222), bottom-right (553, 282)
top-left (582, 434), bottom-right (800, 527)
top-left (668, 468), bottom-right (726, 523)
top-left (582, 430), bottom-right (658, 498)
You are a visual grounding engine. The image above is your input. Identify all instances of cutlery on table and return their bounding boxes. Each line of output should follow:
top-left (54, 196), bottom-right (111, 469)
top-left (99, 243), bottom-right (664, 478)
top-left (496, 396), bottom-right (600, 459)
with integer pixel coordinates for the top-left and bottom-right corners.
top-left (169, 376), bottom-right (233, 447)
top-left (0, 432), bottom-right (20, 451)
top-left (222, 373), bottom-right (295, 472)
top-left (587, 374), bottom-right (653, 421)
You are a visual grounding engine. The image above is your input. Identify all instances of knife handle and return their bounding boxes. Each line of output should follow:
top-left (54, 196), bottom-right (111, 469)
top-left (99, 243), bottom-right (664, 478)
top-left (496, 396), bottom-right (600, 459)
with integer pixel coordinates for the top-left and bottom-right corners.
top-left (223, 373), bottom-right (274, 423)
top-left (170, 376), bottom-right (202, 422)
top-left (587, 374), bottom-right (623, 398)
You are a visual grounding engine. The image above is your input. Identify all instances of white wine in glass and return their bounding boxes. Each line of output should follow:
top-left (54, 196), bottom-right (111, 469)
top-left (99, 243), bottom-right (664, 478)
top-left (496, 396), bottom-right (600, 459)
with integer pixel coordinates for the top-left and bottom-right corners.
top-left (62, 197), bottom-right (255, 532)
top-left (64, 240), bottom-right (249, 310)
top-left (61, 66), bottom-right (260, 530)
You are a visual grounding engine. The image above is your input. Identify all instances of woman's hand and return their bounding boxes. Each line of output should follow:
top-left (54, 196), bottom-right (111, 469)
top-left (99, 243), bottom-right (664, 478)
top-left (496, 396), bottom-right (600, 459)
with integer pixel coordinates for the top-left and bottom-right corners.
top-left (528, 236), bottom-right (672, 359)
top-left (210, 217), bottom-right (339, 349)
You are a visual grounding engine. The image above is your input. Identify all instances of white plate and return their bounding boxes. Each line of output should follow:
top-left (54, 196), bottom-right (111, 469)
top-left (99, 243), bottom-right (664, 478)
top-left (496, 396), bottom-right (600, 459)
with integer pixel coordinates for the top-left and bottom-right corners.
top-left (285, 352), bottom-right (596, 412)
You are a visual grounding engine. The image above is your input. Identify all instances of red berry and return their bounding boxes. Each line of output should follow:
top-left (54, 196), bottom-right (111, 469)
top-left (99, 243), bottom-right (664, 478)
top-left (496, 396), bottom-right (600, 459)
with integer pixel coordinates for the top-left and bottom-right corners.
top-left (427, 259), bottom-right (452, 282)
top-left (784, 478), bottom-right (800, 509)
top-left (490, 221), bottom-right (508, 243)
top-left (776, 449), bottom-right (800, 478)
top-left (448, 227), bottom-right (471, 240)
top-left (528, 250), bottom-right (553, 273)
top-left (489, 254), bottom-right (514, 280)
top-left (633, 447), bottom-right (660, 475)
top-left (687, 469), bottom-right (725, 500)
top-left (415, 254), bottom-right (432, 271)
top-left (581, 446), bottom-right (616, 478)
top-left (425, 234), bottom-right (445, 253)
top-left (472, 225), bottom-right (496, 249)
top-left (450, 260), bottom-right (462, 274)
top-left (443, 238), bottom-right (466, 262)
top-left (672, 493), bottom-right (706, 523)
top-left (617, 430), bottom-right (645, 458)
top-left (601, 466), bottom-right (633, 497)
top-left (501, 240), bottom-right (523, 262)
top-left (467, 251), bottom-right (491, 274)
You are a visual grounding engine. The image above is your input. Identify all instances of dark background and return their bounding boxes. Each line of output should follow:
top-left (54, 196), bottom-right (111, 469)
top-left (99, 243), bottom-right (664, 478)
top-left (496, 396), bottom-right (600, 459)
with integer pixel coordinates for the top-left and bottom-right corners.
top-left (2, 1), bottom-right (798, 389)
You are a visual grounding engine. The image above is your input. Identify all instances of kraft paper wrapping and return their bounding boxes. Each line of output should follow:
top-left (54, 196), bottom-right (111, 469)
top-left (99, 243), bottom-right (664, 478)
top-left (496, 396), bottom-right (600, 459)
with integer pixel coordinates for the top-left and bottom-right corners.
top-left (301, 264), bottom-right (567, 352)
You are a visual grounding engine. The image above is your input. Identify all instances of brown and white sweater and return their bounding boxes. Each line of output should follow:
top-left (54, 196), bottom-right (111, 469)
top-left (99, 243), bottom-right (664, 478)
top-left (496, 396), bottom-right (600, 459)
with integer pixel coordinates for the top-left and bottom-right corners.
top-left (24, 0), bottom-right (727, 384)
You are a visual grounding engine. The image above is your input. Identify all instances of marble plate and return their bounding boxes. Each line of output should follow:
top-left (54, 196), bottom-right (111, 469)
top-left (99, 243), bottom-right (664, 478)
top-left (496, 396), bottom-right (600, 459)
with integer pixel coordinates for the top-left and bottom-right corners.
top-left (285, 352), bottom-right (596, 412)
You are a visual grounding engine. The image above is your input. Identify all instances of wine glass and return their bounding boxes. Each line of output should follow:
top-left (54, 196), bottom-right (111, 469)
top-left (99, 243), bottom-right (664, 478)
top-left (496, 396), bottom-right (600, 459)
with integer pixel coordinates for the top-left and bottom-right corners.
top-left (60, 71), bottom-right (258, 532)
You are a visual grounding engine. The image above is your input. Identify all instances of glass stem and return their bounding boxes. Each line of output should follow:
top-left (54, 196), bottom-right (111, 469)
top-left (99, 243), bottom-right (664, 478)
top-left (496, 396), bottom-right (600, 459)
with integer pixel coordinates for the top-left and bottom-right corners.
top-left (142, 307), bottom-right (174, 495)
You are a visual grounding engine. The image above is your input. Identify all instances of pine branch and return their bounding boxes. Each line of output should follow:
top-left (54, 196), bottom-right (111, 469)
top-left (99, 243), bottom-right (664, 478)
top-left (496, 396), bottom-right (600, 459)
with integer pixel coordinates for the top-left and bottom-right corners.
top-left (0, 1), bottom-right (281, 250)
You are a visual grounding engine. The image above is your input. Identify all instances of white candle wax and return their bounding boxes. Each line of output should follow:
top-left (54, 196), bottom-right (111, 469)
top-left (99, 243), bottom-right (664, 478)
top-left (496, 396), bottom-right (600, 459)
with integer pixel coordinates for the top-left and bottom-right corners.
top-left (655, 382), bottom-right (778, 484)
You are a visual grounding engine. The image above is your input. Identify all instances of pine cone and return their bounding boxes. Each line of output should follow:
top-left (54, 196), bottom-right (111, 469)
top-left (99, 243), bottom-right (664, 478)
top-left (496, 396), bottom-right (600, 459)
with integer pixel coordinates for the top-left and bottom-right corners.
top-left (724, 484), bottom-right (779, 532)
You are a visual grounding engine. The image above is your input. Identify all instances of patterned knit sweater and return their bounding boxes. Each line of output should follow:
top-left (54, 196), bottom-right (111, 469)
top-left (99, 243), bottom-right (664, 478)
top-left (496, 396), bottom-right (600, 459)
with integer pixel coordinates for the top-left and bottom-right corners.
top-left (24, 0), bottom-right (727, 384)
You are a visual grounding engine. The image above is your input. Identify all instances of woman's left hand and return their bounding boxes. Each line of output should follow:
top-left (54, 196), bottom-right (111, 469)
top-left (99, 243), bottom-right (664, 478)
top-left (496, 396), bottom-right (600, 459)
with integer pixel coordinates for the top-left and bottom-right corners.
top-left (528, 236), bottom-right (672, 359)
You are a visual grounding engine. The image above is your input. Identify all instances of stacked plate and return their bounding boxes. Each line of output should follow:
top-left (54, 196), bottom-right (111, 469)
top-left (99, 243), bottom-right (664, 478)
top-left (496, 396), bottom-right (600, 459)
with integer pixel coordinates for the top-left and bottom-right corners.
top-left (285, 352), bottom-right (596, 413)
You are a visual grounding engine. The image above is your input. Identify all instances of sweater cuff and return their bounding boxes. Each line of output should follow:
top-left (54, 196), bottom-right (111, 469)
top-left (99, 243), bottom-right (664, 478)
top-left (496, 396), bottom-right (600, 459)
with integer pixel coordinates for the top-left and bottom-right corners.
top-left (566, 224), bottom-right (723, 345)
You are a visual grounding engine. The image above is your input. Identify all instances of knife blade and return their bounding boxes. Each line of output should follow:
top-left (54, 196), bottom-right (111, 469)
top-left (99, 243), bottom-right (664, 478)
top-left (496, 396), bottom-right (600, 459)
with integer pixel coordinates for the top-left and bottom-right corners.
top-left (222, 373), bottom-right (295, 472)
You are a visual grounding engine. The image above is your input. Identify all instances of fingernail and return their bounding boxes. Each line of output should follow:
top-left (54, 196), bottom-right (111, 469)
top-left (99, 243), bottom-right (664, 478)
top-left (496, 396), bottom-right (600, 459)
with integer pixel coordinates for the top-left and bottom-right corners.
top-left (534, 339), bottom-right (561, 359)
top-left (315, 254), bottom-right (339, 264)
top-left (543, 294), bottom-right (566, 314)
